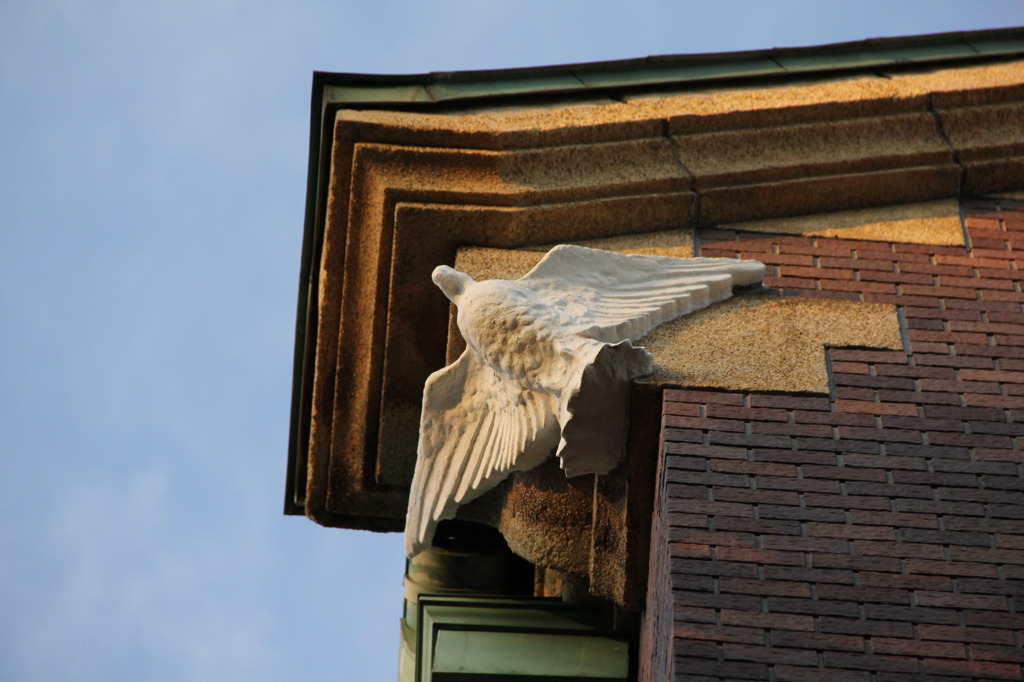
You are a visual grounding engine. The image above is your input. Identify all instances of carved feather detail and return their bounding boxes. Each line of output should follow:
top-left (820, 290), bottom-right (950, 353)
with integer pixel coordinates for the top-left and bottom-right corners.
top-left (405, 244), bottom-right (765, 556)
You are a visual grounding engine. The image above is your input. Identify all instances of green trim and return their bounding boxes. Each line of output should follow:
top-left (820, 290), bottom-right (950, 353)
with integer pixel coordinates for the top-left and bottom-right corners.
top-left (285, 27), bottom-right (1024, 515)
top-left (315, 28), bottom-right (1024, 108)
top-left (284, 71), bottom-right (335, 514)
top-left (416, 596), bottom-right (628, 681)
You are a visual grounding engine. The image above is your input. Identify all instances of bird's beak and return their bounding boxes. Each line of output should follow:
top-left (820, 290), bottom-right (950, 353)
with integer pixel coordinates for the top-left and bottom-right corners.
top-left (432, 265), bottom-right (471, 305)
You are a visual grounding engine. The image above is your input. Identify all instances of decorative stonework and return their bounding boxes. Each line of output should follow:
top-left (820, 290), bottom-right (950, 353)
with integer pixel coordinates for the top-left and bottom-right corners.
top-left (287, 46), bottom-right (1024, 606)
top-left (405, 246), bottom-right (765, 556)
top-left (294, 59), bottom-right (1024, 534)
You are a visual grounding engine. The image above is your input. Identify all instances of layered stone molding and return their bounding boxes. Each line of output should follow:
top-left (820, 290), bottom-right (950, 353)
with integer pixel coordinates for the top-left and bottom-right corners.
top-left (286, 35), bottom-right (1024, 605)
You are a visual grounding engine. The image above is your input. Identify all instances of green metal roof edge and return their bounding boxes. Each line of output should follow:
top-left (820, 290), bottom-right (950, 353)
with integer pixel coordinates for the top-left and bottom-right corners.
top-left (318, 27), bottom-right (1024, 106)
top-left (284, 26), bottom-right (1024, 516)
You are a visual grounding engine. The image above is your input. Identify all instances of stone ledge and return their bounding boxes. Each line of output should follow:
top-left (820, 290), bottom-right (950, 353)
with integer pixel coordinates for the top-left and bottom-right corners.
top-left (722, 200), bottom-right (964, 246)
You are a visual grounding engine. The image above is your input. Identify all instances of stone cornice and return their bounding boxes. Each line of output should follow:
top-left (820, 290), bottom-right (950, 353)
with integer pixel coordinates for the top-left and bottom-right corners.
top-left (285, 43), bottom-right (1024, 605)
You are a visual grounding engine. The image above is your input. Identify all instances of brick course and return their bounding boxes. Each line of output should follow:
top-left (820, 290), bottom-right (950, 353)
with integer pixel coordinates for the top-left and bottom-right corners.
top-left (662, 199), bottom-right (1024, 680)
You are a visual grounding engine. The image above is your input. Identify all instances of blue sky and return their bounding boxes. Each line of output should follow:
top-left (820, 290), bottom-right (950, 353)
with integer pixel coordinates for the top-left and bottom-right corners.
top-left (2, 2), bottom-right (1023, 680)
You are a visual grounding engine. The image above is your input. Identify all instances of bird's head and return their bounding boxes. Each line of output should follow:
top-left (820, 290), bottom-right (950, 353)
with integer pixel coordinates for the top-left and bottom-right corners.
top-left (432, 265), bottom-right (475, 305)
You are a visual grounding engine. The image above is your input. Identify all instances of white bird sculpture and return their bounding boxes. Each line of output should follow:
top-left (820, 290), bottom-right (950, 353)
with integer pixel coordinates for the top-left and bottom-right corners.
top-left (405, 244), bottom-right (765, 556)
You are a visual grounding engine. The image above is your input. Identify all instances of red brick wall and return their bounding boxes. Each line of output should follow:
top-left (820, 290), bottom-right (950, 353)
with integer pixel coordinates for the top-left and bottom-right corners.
top-left (660, 199), bottom-right (1024, 681)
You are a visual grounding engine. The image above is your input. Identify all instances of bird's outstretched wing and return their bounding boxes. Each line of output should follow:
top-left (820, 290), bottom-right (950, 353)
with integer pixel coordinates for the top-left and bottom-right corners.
top-left (519, 244), bottom-right (766, 343)
top-left (404, 349), bottom-right (559, 556)
top-left (405, 245), bottom-right (766, 556)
